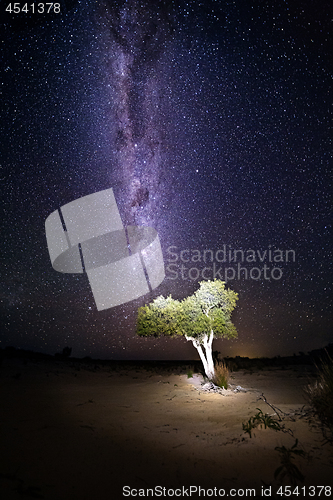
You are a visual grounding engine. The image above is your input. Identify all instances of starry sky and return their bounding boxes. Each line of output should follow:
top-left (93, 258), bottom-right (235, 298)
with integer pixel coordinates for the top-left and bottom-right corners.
top-left (1, 0), bottom-right (332, 360)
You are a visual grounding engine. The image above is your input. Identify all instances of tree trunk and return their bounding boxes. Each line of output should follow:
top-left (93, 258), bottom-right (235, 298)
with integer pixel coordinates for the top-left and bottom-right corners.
top-left (185, 334), bottom-right (215, 379)
top-left (203, 330), bottom-right (215, 378)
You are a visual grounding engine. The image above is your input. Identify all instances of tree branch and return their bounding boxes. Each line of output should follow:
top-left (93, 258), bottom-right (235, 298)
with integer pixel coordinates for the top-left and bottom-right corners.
top-left (258, 393), bottom-right (287, 421)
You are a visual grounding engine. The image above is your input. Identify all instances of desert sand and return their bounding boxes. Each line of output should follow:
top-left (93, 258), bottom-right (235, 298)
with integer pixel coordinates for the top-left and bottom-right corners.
top-left (0, 357), bottom-right (332, 499)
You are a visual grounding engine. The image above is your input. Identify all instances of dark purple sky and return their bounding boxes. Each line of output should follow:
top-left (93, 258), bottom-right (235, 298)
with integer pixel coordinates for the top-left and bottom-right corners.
top-left (1, 0), bottom-right (332, 359)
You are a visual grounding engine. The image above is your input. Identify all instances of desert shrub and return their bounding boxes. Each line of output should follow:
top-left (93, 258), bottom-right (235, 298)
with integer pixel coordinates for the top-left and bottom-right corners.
top-left (242, 408), bottom-right (281, 438)
top-left (305, 355), bottom-right (333, 436)
top-left (225, 359), bottom-right (238, 372)
top-left (274, 439), bottom-right (306, 486)
top-left (62, 346), bottom-right (72, 357)
top-left (212, 361), bottom-right (229, 389)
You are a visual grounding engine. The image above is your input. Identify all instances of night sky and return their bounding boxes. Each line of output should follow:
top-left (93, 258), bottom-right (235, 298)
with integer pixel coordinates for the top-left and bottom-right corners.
top-left (1, 0), bottom-right (332, 360)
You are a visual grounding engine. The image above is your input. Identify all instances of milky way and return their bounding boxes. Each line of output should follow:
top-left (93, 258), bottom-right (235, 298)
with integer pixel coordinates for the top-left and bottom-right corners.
top-left (95, 0), bottom-right (176, 228)
top-left (1, 1), bottom-right (332, 359)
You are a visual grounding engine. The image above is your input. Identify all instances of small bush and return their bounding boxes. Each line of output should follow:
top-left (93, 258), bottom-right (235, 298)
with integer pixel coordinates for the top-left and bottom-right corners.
top-left (187, 369), bottom-right (193, 378)
top-left (274, 439), bottom-right (306, 486)
top-left (305, 355), bottom-right (333, 436)
top-left (225, 359), bottom-right (238, 372)
top-left (212, 361), bottom-right (229, 389)
top-left (242, 408), bottom-right (281, 438)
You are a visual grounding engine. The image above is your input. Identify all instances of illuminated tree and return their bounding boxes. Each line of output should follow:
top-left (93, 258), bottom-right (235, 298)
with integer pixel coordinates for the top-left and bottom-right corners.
top-left (137, 280), bottom-right (238, 379)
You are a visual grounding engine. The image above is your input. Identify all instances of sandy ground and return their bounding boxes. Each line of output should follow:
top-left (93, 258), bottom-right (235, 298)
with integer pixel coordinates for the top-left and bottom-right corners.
top-left (0, 359), bottom-right (332, 499)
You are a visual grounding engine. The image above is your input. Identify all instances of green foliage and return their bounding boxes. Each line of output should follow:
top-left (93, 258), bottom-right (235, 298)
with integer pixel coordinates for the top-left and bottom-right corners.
top-left (305, 355), bottom-right (333, 438)
top-left (274, 439), bottom-right (306, 485)
top-left (187, 370), bottom-right (193, 378)
top-left (137, 280), bottom-right (238, 344)
top-left (242, 409), bottom-right (281, 438)
top-left (194, 279), bottom-right (238, 316)
top-left (137, 295), bottom-right (182, 338)
top-left (212, 361), bottom-right (229, 389)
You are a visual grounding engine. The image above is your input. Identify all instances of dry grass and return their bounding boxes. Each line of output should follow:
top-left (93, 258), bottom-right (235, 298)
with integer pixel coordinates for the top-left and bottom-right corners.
top-left (305, 355), bottom-right (333, 439)
top-left (212, 360), bottom-right (230, 389)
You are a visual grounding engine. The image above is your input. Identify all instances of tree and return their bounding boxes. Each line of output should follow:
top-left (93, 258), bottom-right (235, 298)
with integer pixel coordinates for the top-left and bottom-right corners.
top-left (137, 280), bottom-right (238, 379)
